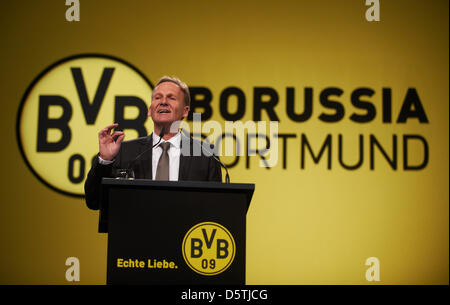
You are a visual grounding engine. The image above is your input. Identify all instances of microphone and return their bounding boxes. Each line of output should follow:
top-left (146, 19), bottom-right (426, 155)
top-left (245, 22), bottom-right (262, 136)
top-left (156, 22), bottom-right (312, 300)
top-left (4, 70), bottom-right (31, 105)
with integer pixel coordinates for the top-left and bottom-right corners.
top-left (127, 126), bottom-right (166, 170)
top-left (194, 137), bottom-right (230, 184)
top-left (210, 147), bottom-right (231, 184)
top-left (152, 126), bottom-right (166, 148)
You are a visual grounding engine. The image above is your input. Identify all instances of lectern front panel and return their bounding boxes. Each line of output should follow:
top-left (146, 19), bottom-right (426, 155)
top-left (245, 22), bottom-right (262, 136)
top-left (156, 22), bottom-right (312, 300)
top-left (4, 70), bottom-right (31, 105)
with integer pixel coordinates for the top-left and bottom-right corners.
top-left (106, 185), bottom-right (248, 285)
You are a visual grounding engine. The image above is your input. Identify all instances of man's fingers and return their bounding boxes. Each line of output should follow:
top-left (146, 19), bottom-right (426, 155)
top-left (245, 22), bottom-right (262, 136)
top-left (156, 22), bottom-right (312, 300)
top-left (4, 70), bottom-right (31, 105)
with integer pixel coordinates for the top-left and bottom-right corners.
top-left (115, 134), bottom-right (125, 145)
top-left (106, 123), bottom-right (119, 130)
top-left (99, 123), bottom-right (119, 136)
top-left (111, 131), bottom-right (124, 139)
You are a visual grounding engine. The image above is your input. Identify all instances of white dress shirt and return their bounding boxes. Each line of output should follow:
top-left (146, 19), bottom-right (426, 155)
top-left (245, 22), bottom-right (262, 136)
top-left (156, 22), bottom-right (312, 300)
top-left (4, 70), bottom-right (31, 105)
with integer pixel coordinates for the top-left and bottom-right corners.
top-left (151, 132), bottom-right (181, 181)
top-left (98, 132), bottom-right (182, 181)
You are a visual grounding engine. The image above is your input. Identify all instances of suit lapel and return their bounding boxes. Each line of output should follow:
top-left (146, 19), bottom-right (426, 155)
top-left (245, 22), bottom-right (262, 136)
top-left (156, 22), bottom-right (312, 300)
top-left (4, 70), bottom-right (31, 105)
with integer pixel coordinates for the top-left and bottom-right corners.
top-left (178, 133), bottom-right (192, 181)
top-left (179, 155), bottom-right (188, 181)
top-left (138, 135), bottom-right (153, 179)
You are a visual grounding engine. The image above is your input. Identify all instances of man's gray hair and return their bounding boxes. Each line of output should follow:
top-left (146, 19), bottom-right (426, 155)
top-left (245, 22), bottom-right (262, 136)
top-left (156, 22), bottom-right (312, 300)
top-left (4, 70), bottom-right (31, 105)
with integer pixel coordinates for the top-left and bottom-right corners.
top-left (153, 76), bottom-right (191, 107)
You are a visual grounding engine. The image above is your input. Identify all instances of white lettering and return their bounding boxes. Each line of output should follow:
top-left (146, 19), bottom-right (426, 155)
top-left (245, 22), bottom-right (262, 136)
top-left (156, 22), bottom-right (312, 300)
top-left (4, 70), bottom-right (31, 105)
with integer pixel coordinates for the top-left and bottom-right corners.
top-left (365, 0), bottom-right (380, 22)
top-left (365, 256), bottom-right (381, 281)
top-left (65, 257), bottom-right (80, 281)
top-left (65, 0), bottom-right (80, 22)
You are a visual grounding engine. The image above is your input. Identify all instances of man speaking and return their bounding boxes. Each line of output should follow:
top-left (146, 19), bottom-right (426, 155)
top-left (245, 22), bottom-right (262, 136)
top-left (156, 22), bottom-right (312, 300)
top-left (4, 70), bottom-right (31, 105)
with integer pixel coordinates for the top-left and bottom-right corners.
top-left (84, 76), bottom-right (222, 210)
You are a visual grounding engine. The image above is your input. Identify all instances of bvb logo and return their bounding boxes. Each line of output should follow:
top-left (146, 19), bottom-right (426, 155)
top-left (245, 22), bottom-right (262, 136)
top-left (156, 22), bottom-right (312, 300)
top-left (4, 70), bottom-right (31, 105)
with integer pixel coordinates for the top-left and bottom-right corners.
top-left (182, 222), bottom-right (236, 276)
top-left (16, 54), bottom-right (154, 196)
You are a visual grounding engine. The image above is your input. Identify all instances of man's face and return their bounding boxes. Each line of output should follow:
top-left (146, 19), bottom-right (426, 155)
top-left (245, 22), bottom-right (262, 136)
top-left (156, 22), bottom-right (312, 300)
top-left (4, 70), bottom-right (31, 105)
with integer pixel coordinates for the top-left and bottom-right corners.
top-left (148, 82), bottom-right (190, 128)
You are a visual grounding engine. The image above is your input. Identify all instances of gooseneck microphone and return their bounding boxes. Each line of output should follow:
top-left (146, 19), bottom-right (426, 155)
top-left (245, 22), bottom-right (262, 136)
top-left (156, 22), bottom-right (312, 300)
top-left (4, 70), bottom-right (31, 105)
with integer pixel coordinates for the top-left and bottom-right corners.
top-left (194, 137), bottom-right (230, 184)
top-left (127, 126), bottom-right (166, 170)
top-left (151, 126), bottom-right (166, 149)
top-left (209, 148), bottom-right (231, 184)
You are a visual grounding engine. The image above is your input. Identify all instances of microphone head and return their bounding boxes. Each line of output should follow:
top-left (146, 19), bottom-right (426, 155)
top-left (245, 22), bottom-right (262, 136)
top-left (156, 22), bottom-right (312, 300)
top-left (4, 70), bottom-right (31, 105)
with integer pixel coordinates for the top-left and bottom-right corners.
top-left (159, 126), bottom-right (166, 137)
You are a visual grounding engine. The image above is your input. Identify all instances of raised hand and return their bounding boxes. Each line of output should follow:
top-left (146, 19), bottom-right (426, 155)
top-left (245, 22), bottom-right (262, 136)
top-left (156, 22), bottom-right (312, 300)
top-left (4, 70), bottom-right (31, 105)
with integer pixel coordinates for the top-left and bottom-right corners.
top-left (98, 123), bottom-right (125, 161)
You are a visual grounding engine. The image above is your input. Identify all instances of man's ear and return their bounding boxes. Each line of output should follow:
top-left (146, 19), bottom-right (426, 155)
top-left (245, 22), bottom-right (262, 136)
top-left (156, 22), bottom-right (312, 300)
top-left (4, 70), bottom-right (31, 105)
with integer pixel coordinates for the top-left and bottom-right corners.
top-left (148, 106), bottom-right (152, 117)
top-left (182, 106), bottom-right (190, 119)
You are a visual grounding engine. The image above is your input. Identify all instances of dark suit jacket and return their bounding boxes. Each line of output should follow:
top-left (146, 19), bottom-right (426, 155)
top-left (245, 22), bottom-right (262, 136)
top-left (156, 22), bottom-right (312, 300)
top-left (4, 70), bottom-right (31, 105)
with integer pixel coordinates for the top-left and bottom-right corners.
top-left (84, 133), bottom-right (222, 210)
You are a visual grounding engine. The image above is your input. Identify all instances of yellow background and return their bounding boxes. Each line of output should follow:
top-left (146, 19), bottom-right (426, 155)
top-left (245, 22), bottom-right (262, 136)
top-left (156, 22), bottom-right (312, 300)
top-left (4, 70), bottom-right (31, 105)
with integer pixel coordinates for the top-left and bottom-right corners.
top-left (0, 0), bottom-right (448, 284)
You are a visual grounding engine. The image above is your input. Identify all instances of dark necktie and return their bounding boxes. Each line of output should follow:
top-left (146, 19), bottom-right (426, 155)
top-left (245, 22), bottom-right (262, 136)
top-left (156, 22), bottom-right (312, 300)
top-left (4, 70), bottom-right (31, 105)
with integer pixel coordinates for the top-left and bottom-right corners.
top-left (155, 142), bottom-right (170, 180)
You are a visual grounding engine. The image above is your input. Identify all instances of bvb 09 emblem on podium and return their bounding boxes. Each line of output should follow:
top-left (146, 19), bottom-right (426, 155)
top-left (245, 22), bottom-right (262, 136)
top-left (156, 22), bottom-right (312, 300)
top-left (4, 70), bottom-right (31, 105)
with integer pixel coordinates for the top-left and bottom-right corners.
top-left (182, 222), bottom-right (236, 276)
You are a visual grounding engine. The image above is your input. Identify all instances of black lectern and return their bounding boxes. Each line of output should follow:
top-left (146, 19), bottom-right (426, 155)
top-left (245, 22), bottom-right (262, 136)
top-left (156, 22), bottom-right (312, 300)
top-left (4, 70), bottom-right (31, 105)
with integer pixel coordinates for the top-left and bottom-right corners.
top-left (100, 178), bottom-right (255, 285)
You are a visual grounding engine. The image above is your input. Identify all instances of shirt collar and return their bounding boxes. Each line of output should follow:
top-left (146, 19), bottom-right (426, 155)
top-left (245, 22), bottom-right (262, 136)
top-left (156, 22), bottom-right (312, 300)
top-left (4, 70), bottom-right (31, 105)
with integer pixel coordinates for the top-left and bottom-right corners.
top-left (152, 131), bottom-right (181, 149)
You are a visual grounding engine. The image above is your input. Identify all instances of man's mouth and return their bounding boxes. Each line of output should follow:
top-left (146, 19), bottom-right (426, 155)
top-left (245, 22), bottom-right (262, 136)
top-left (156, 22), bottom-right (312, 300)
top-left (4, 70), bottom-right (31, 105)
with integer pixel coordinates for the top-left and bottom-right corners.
top-left (158, 109), bottom-right (171, 114)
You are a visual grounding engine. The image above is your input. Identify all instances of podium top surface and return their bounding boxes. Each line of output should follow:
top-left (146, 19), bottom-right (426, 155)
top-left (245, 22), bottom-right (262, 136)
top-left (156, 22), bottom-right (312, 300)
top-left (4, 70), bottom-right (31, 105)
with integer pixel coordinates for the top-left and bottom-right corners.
top-left (102, 178), bottom-right (254, 191)
top-left (102, 178), bottom-right (255, 208)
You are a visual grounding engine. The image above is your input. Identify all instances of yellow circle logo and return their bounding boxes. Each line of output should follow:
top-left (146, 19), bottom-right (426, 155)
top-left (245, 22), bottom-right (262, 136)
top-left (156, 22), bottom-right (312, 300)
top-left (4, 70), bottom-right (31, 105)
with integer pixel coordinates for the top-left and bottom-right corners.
top-left (182, 222), bottom-right (236, 276)
top-left (16, 54), bottom-right (154, 197)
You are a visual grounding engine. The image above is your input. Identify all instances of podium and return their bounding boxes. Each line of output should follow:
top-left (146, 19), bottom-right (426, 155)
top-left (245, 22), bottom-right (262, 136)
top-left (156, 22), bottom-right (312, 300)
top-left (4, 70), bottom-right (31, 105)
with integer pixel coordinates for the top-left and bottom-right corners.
top-left (100, 178), bottom-right (255, 285)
